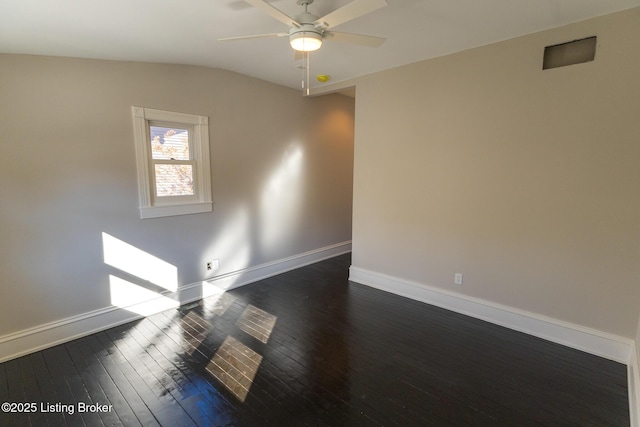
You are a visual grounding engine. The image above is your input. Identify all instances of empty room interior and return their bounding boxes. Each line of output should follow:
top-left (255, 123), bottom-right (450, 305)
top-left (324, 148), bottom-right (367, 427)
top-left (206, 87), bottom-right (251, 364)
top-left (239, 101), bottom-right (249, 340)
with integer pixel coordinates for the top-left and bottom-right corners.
top-left (1, 1), bottom-right (639, 425)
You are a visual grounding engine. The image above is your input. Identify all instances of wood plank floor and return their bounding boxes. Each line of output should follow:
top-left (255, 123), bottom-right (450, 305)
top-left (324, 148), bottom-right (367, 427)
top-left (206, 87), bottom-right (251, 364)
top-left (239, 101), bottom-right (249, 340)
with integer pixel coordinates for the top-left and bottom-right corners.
top-left (0, 254), bottom-right (630, 426)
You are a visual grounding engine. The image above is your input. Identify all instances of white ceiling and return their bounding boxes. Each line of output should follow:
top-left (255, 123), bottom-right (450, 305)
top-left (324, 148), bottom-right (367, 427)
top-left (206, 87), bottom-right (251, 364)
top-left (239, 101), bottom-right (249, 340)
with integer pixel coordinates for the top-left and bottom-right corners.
top-left (2, 0), bottom-right (639, 92)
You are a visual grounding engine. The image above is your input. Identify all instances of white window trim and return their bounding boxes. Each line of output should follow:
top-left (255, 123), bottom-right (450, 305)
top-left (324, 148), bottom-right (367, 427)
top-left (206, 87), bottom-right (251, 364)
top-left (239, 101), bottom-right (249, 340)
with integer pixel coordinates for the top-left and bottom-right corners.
top-left (132, 106), bottom-right (212, 219)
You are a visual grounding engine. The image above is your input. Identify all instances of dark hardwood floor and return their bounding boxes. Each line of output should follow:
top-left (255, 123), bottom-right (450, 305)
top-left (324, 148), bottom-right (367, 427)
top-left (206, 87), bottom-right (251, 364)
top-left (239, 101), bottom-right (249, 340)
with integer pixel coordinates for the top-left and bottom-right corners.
top-left (0, 254), bottom-right (629, 426)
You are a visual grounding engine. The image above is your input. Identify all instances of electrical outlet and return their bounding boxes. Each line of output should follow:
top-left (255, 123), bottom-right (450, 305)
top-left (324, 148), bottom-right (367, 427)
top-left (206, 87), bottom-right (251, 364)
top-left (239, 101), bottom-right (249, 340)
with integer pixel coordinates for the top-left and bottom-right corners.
top-left (207, 262), bottom-right (212, 271)
top-left (454, 273), bottom-right (463, 285)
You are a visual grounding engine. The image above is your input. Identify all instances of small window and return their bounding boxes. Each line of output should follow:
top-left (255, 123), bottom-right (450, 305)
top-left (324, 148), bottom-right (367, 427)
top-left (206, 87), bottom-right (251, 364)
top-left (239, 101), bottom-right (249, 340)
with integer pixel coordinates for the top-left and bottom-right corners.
top-left (150, 125), bottom-right (195, 197)
top-left (132, 107), bottom-right (212, 219)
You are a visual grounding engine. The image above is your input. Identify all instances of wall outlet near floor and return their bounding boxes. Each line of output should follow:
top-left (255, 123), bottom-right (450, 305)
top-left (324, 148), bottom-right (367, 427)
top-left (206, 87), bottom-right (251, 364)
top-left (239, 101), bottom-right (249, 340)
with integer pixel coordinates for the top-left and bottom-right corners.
top-left (207, 259), bottom-right (219, 271)
top-left (454, 273), bottom-right (463, 285)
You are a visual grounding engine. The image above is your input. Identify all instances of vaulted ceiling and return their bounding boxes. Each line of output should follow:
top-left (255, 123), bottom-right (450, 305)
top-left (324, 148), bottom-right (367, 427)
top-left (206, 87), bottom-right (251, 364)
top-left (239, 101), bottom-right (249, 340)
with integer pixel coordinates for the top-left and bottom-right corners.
top-left (2, 0), bottom-right (639, 92)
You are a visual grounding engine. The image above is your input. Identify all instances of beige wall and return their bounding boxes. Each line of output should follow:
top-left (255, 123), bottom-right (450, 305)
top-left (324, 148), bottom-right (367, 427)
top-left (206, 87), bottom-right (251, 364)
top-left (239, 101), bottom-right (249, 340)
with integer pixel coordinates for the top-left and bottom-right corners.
top-left (351, 8), bottom-right (640, 337)
top-left (0, 55), bottom-right (354, 336)
top-left (636, 314), bottom-right (640, 420)
top-left (637, 313), bottom-right (640, 363)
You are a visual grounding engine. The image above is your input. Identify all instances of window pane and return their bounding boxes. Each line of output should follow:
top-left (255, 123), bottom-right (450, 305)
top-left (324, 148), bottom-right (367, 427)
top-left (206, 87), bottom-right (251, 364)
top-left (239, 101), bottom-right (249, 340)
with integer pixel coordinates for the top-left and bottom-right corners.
top-left (150, 126), bottom-right (190, 160)
top-left (155, 164), bottom-right (194, 197)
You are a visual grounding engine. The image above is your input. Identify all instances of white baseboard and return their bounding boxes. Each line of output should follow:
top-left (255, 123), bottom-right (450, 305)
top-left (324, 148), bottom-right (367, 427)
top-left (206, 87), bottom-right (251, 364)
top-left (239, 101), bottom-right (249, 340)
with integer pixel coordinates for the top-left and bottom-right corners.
top-left (631, 345), bottom-right (640, 427)
top-left (179, 241), bottom-right (352, 304)
top-left (349, 266), bottom-right (633, 364)
top-left (0, 242), bottom-right (351, 363)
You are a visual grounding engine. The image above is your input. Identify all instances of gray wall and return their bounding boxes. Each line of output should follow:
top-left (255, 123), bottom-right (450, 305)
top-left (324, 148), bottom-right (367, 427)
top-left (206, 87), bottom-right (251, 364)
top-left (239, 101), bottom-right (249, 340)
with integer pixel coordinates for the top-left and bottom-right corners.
top-left (351, 8), bottom-right (640, 338)
top-left (0, 55), bottom-right (354, 336)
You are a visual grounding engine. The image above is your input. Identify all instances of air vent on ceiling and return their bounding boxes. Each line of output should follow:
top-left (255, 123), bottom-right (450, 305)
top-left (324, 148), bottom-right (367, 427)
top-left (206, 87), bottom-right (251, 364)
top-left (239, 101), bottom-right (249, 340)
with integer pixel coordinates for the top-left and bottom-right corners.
top-left (543, 36), bottom-right (597, 70)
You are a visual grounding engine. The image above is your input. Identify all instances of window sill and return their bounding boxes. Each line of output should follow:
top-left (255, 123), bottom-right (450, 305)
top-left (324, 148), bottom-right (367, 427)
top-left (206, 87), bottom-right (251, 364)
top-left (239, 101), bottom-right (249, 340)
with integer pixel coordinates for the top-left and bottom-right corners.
top-left (139, 202), bottom-right (213, 219)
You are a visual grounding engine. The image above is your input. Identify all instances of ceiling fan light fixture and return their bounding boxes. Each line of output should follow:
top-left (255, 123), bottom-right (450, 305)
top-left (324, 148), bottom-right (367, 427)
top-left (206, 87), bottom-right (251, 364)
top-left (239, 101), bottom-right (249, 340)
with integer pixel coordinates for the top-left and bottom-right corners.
top-left (290, 31), bottom-right (322, 52)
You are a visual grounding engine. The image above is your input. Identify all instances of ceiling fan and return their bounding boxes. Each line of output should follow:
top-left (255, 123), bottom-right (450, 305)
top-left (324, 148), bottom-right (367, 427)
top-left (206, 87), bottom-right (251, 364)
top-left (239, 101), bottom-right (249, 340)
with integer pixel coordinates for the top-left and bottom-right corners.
top-left (220, 0), bottom-right (388, 52)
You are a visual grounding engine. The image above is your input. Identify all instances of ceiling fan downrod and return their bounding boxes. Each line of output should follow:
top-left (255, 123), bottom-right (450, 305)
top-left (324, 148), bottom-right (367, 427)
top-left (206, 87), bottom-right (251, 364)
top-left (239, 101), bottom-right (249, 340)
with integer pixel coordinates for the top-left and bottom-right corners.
top-left (297, 0), bottom-right (314, 9)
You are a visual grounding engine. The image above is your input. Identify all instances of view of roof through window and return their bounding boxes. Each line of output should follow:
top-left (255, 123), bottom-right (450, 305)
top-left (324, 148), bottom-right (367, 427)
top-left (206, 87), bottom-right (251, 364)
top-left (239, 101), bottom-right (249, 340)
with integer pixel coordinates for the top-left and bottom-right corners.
top-left (150, 125), bottom-right (194, 197)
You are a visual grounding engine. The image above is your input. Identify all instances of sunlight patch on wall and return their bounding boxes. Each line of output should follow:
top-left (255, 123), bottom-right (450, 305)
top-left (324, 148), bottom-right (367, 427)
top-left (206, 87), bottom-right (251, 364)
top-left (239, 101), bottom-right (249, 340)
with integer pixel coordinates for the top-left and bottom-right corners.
top-left (201, 281), bottom-right (226, 299)
top-left (109, 275), bottom-right (179, 316)
top-left (202, 290), bottom-right (236, 316)
top-left (201, 207), bottom-right (251, 289)
top-left (197, 281), bottom-right (232, 321)
top-left (103, 232), bottom-right (179, 317)
top-left (317, 109), bottom-right (355, 147)
top-left (102, 232), bottom-right (178, 291)
top-left (260, 145), bottom-right (304, 252)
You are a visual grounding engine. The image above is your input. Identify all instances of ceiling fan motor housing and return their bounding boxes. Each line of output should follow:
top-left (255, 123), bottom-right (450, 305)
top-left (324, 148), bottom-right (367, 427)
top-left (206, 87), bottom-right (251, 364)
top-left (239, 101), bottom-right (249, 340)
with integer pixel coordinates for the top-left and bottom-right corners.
top-left (289, 12), bottom-right (323, 51)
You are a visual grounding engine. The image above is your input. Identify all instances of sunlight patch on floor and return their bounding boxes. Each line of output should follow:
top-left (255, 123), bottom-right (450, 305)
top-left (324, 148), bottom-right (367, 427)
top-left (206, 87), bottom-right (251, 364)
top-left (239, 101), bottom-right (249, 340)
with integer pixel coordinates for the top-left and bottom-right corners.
top-left (236, 305), bottom-right (277, 344)
top-left (179, 310), bottom-right (212, 355)
top-left (206, 336), bottom-right (262, 402)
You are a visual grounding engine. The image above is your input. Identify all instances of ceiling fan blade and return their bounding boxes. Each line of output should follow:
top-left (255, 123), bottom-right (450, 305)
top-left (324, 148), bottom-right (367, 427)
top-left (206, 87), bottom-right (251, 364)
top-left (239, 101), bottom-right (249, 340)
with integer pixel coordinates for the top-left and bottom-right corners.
top-left (219, 32), bottom-right (288, 42)
top-left (314, 0), bottom-right (387, 29)
top-left (243, 0), bottom-right (300, 28)
top-left (324, 31), bottom-right (386, 48)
